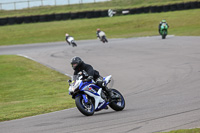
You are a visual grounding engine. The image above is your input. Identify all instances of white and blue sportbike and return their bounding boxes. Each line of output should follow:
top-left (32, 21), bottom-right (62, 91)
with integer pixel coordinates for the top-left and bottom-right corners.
top-left (68, 74), bottom-right (125, 116)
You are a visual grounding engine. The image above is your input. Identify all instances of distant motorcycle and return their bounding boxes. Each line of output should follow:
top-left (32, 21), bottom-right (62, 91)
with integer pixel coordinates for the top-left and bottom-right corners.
top-left (66, 36), bottom-right (77, 47)
top-left (98, 31), bottom-right (108, 43)
top-left (68, 74), bottom-right (125, 116)
top-left (160, 23), bottom-right (168, 39)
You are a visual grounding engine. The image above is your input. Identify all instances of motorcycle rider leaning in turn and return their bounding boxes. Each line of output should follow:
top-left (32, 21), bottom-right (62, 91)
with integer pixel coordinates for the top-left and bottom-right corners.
top-left (96, 28), bottom-right (106, 40)
top-left (65, 33), bottom-right (72, 45)
top-left (96, 28), bottom-right (101, 39)
top-left (70, 56), bottom-right (116, 100)
top-left (158, 19), bottom-right (169, 35)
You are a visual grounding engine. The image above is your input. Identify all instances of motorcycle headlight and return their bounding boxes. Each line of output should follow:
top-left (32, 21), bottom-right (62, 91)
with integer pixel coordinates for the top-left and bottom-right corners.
top-left (69, 86), bottom-right (74, 93)
top-left (69, 86), bottom-right (78, 93)
top-left (69, 81), bottom-right (80, 93)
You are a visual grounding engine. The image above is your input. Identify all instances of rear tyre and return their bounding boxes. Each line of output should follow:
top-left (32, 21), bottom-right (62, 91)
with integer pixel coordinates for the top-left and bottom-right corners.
top-left (102, 36), bottom-right (106, 43)
top-left (75, 96), bottom-right (94, 116)
top-left (109, 89), bottom-right (125, 111)
top-left (105, 38), bottom-right (108, 43)
top-left (72, 42), bottom-right (77, 47)
top-left (74, 43), bottom-right (77, 47)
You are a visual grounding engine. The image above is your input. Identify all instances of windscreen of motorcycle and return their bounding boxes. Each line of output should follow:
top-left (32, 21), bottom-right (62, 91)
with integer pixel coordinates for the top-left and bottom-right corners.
top-left (69, 75), bottom-right (81, 92)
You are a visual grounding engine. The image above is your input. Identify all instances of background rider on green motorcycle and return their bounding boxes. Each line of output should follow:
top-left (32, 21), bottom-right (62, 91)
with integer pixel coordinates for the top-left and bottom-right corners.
top-left (158, 19), bottom-right (169, 35)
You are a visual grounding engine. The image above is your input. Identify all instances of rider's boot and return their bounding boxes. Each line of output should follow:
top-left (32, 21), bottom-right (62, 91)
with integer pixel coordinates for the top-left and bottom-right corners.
top-left (104, 87), bottom-right (118, 101)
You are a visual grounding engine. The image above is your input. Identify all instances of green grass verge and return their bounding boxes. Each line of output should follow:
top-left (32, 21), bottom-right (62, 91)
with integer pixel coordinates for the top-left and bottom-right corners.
top-left (0, 0), bottom-right (198, 18)
top-left (0, 9), bottom-right (200, 46)
top-left (159, 128), bottom-right (200, 133)
top-left (0, 55), bottom-right (74, 121)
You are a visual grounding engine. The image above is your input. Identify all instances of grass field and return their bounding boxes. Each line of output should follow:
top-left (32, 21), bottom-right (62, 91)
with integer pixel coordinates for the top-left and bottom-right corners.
top-left (0, 9), bottom-right (200, 46)
top-left (0, 55), bottom-right (74, 121)
top-left (0, 0), bottom-right (198, 18)
top-left (160, 128), bottom-right (200, 133)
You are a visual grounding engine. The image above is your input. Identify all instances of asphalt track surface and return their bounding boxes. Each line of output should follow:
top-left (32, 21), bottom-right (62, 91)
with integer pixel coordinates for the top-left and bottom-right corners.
top-left (0, 36), bottom-right (200, 133)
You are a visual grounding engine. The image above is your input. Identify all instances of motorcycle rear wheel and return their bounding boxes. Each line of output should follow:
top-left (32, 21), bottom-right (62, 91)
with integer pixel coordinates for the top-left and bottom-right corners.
top-left (72, 42), bottom-right (77, 47)
top-left (101, 36), bottom-right (106, 43)
top-left (109, 89), bottom-right (125, 111)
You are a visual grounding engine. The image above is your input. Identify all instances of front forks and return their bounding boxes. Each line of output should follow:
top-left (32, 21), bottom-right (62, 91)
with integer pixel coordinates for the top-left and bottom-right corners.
top-left (82, 94), bottom-right (88, 103)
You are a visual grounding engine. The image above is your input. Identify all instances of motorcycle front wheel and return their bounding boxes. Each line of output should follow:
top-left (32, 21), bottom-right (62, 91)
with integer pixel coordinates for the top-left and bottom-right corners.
top-left (109, 89), bottom-right (125, 111)
top-left (75, 95), bottom-right (94, 116)
top-left (162, 30), bottom-right (167, 39)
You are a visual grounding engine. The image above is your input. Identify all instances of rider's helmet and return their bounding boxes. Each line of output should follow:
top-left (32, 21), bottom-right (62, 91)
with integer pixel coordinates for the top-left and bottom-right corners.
top-left (161, 19), bottom-right (166, 23)
top-left (65, 33), bottom-right (69, 37)
top-left (97, 28), bottom-right (101, 31)
top-left (71, 57), bottom-right (83, 70)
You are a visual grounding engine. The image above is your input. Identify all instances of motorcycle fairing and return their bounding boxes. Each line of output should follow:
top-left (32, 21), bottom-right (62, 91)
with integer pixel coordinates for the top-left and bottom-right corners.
top-left (69, 75), bottom-right (111, 111)
top-left (84, 88), bottom-right (105, 110)
top-left (67, 37), bottom-right (74, 43)
top-left (96, 101), bottom-right (109, 111)
top-left (161, 23), bottom-right (168, 30)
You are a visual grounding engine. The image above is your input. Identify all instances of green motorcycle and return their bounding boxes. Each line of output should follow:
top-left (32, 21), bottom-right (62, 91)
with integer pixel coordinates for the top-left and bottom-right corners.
top-left (160, 23), bottom-right (168, 39)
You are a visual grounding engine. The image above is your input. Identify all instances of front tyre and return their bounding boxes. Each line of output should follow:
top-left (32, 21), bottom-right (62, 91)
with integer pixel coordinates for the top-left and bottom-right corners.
top-left (162, 34), bottom-right (165, 39)
top-left (75, 95), bottom-right (94, 116)
top-left (109, 89), bottom-right (125, 111)
top-left (162, 30), bottom-right (167, 39)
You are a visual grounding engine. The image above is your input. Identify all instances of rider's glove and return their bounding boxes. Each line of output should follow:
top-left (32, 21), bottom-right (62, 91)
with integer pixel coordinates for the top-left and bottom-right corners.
top-left (83, 76), bottom-right (93, 82)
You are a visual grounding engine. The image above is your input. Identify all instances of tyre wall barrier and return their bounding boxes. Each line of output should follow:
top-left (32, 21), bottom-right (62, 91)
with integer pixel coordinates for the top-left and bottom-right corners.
top-left (46, 14), bottom-right (55, 21)
top-left (176, 3), bottom-right (184, 10)
top-left (157, 6), bottom-right (163, 12)
top-left (8, 17), bottom-right (16, 25)
top-left (86, 11), bottom-right (94, 18)
top-left (0, 18), bottom-right (8, 25)
top-left (70, 12), bottom-right (79, 19)
top-left (143, 7), bottom-right (150, 13)
top-left (32, 15), bottom-right (40, 22)
top-left (39, 15), bottom-right (46, 22)
top-left (0, 1), bottom-right (199, 26)
top-left (16, 17), bottom-right (24, 24)
top-left (136, 7), bottom-right (144, 14)
top-left (78, 12), bottom-right (86, 18)
top-left (170, 4), bottom-right (177, 11)
top-left (55, 13), bottom-right (63, 20)
top-left (150, 6), bottom-right (158, 13)
top-left (190, 1), bottom-right (198, 8)
top-left (184, 2), bottom-right (192, 9)
top-left (24, 16), bottom-right (32, 23)
top-left (100, 10), bottom-right (108, 17)
top-left (62, 13), bottom-right (71, 20)
top-left (129, 8), bottom-right (137, 14)
top-left (93, 10), bottom-right (101, 18)
top-left (163, 5), bottom-right (171, 12)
